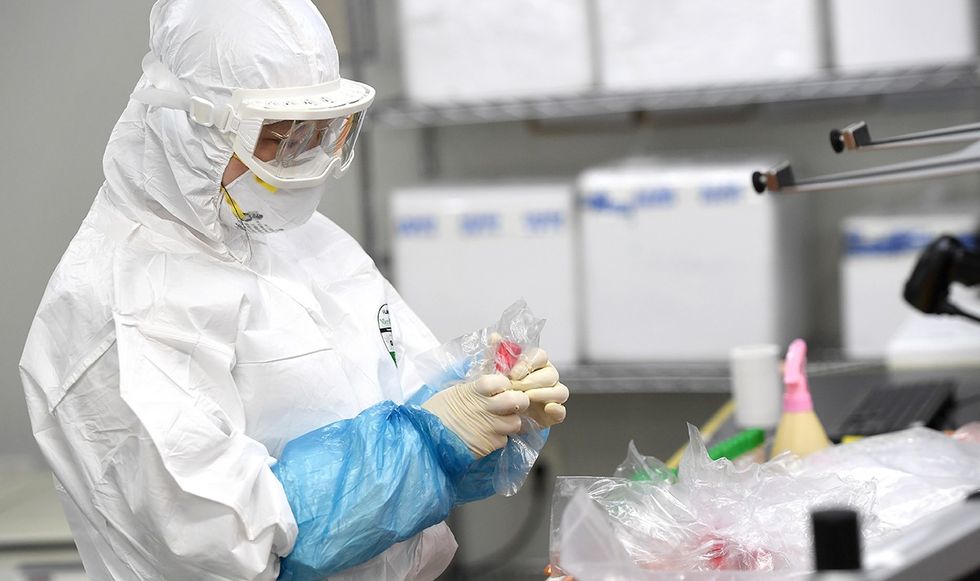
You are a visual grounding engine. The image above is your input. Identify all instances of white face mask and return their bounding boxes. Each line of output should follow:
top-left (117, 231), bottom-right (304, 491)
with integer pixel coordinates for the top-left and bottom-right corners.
top-left (219, 170), bottom-right (327, 234)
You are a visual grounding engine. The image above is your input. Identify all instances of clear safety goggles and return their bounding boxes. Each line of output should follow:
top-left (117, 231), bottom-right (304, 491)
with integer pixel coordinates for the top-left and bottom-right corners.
top-left (234, 111), bottom-right (366, 189)
top-left (228, 79), bottom-right (374, 188)
top-left (132, 52), bottom-right (376, 189)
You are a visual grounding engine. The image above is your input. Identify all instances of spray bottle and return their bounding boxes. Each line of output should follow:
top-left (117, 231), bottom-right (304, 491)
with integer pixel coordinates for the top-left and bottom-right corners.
top-left (771, 339), bottom-right (831, 459)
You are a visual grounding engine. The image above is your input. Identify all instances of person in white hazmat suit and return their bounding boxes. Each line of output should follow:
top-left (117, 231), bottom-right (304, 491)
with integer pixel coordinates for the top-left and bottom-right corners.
top-left (18, 1), bottom-right (569, 579)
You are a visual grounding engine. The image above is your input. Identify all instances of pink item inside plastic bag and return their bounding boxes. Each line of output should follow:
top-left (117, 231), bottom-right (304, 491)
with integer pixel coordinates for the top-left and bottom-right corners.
top-left (415, 300), bottom-right (547, 497)
top-left (494, 339), bottom-right (523, 373)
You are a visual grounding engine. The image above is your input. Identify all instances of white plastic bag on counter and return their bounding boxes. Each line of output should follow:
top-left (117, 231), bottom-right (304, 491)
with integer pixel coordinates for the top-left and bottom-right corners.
top-left (555, 425), bottom-right (980, 579)
top-left (559, 489), bottom-right (810, 581)
top-left (553, 425), bottom-right (874, 575)
top-left (803, 426), bottom-right (980, 536)
top-left (415, 299), bottom-right (547, 496)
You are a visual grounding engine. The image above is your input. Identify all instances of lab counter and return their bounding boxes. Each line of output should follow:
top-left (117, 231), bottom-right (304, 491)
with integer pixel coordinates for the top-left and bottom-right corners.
top-left (715, 366), bottom-right (980, 579)
top-left (549, 493), bottom-right (980, 581)
top-left (864, 492), bottom-right (980, 581)
top-left (551, 364), bottom-right (980, 581)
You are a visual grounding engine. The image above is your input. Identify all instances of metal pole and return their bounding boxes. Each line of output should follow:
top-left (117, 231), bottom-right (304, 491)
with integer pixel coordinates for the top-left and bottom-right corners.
top-left (345, 0), bottom-right (378, 259)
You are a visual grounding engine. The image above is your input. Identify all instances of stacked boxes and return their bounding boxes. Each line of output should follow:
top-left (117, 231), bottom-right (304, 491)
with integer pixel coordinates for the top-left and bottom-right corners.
top-left (830, 0), bottom-right (976, 71)
top-left (577, 161), bottom-right (805, 360)
top-left (396, 0), bottom-right (594, 104)
top-left (397, 0), bottom-right (974, 100)
top-left (391, 164), bottom-right (805, 363)
top-left (392, 183), bottom-right (579, 364)
top-left (595, 0), bottom-right (824, 91)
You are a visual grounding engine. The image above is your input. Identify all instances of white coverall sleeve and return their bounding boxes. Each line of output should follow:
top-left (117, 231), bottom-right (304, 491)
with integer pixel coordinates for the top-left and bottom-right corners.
top-left (93, 315), bottom-right (296, 580)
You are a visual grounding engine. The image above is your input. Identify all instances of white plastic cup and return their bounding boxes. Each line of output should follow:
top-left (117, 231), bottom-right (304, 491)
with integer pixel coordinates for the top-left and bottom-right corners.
top-left (730, 344), bottom-right (783, 429)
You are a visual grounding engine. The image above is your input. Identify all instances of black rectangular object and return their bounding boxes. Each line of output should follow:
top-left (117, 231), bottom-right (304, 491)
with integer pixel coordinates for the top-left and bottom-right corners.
top-left (829, 380), bottom-right (955, 442)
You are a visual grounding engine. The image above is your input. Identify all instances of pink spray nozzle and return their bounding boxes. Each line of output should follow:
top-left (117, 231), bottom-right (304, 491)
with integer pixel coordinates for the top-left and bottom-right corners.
top-left (783, 338), bottom-right (814, 412)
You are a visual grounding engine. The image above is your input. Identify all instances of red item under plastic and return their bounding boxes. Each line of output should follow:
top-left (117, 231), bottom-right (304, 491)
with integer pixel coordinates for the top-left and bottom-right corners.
top-left (494, 340), bottom-right (523, 373)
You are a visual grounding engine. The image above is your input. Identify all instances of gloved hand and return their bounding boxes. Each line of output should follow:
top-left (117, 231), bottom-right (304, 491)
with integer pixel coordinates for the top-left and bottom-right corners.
top-left (508, 348), bottom-right (569, 428)
top-left (422, 374), bottom-right (530, 457)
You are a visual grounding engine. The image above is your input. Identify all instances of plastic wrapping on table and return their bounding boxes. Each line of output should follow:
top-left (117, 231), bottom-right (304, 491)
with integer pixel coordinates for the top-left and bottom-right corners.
top-left (804, 426), bottom-right (980, 535)
top-left (552, 425), bottom-right (980, 580)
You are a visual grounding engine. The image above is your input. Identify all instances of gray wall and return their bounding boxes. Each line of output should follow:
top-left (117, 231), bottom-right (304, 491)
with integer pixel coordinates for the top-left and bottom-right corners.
top-left (1, 1), bottom-right (154, 470)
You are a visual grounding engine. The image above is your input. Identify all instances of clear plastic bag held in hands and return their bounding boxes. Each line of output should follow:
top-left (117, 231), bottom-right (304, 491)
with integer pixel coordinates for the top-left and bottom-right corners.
top-left (415, 300), bottom-right (548, 496)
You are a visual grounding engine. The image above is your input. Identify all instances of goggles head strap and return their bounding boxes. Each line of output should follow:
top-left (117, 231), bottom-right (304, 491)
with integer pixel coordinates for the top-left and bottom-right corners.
top-left (131, 52), bottom-right (236, 131)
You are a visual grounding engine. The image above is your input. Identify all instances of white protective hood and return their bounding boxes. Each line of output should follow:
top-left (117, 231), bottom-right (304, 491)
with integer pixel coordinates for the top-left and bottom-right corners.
top-left (19, 1), bottom-right (454, 579)
top-left (106, 0), bottom-right (339, 255)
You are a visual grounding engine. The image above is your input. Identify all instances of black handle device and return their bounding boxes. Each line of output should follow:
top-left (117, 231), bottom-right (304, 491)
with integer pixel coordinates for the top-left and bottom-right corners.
top-left (904, 235), bottom-right (980, 324)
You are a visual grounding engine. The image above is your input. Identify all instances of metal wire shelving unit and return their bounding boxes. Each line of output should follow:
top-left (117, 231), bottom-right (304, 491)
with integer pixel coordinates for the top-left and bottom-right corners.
top-left (373, 65), bottom-right (980, 128)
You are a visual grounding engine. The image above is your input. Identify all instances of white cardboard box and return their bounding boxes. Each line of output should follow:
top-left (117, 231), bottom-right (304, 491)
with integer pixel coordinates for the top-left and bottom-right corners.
top-left (596, 0), bottom-right (823, 92)
top-left (397, 0), bottom-right (594, 104)
top-left (579, 160), bottom-right (804, 361)
top-left (841, 214), bottom-right (980, 361)
top-left (830, 0), bottom-right (976, 71)
top-left (392, 183), bottom-right (579, 364)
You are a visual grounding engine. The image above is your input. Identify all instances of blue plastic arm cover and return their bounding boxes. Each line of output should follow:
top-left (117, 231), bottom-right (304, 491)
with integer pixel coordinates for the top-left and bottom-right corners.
top-left (271, 400), bottom-right (476, 580)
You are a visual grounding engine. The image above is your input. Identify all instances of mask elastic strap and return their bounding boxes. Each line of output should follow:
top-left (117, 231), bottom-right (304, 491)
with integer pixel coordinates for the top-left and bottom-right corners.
top-left (131, 52), bottom-right (235, 131)
top-left (217, 185), bottom-right (243, 219)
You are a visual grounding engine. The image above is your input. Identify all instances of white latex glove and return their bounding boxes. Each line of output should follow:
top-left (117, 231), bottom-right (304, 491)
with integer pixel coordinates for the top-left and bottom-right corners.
top-left (422, 374), bottom-right (530, 457)
top-left (508, 348), bottom-right (569, 428)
